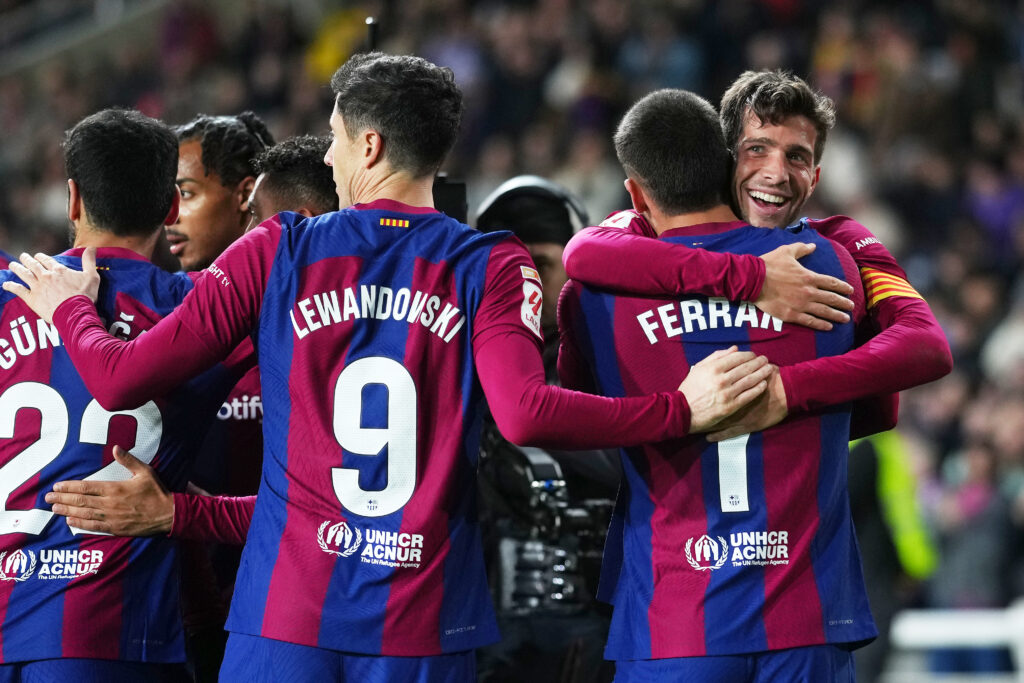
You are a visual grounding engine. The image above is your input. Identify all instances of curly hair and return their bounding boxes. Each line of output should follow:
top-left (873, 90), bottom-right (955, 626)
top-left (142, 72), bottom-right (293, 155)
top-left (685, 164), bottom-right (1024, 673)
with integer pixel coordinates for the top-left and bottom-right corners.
top-left (254, 135), bottom-right (338, 216)
top-left (174, 111), bottom-right (275, 187)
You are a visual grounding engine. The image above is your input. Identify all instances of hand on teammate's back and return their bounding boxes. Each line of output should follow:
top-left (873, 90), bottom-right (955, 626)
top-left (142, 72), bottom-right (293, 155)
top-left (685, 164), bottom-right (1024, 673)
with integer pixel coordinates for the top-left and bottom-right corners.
top-left (756, 242), bottom-right (854, 331)
top-left (4, 248), bottom-right (100, 323)
top-left (680, 346), bottom-right (773, 433)
top-left (45, 446), bottom-right (175, 537)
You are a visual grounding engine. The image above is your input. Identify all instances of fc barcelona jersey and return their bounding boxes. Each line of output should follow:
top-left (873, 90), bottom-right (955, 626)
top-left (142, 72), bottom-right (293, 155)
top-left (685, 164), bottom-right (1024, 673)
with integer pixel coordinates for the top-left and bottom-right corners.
top-left (560, 221), bottom-right (878, 659)
top-left (218, 202), bottom-right (538, 655)
top-left (0, 247), bottom-right (238, 663)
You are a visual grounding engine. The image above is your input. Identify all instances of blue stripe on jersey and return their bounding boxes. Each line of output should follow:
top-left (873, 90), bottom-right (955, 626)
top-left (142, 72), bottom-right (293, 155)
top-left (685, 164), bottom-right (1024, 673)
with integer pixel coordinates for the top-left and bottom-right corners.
top-left (319, 229), bottom-right (420, 653)
top-left (702, 431), bottom-right (769, 654)
top-left (813, 409), bottom-right (871, 643)
top-left (575, 289), bottom-right (662, 658)
top-left (230, 225), bottom-right (299, 639)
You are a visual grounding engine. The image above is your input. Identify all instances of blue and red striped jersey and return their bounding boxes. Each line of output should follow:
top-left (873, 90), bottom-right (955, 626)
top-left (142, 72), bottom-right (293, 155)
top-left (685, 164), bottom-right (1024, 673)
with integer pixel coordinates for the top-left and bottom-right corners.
top-left (0, 247), bottom-right (239, 664)
top-left (220, 203), bottom-right (534, 655)
top-left (48, 200), bottom-right (693, 658)
top-left (560, 221), bottom-right (877, 659)
top-left (0, 252), bottom-right (13, 271)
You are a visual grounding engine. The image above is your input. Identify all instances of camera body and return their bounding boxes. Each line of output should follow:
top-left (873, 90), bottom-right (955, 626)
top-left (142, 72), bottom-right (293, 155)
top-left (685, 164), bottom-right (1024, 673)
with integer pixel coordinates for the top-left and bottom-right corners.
top-left (480, 433), bottom-right (613, 616)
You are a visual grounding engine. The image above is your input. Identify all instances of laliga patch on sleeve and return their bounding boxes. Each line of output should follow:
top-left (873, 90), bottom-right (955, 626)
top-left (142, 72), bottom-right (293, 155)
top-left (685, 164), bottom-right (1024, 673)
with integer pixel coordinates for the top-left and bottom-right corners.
top-left (599, 210), bottom-right (638, 229)
top-left (521, 281), bottom-right (543, 339)
top-left (520, 265), bottom-right (541, 283)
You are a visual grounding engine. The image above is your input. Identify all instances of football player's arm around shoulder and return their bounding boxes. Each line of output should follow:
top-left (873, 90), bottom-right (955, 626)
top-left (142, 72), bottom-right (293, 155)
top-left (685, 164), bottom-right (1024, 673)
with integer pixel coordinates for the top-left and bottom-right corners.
top-left (562, 209), bottom-right (765, 301)
top-left (55, 223), bottom-right (280, 410)
top-left (472, 237), bottom-right (692, 450)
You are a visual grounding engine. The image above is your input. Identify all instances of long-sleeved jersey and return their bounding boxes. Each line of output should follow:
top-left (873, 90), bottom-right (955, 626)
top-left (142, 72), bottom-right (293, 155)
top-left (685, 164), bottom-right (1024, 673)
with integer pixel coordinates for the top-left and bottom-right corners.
top-left (563, 212), bottom-right (952, 436)
top-left (560, 220), bottom-right (877, 659)
top-left (0, 247), bottom-right (239, 663)
top-left (48, 201), bottom-right (694, 656)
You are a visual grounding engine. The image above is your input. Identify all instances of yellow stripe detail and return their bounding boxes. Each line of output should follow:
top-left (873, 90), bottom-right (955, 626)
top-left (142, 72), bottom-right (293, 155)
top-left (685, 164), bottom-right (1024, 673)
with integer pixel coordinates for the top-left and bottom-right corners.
top-left (860, 267), bottom-right (922, 307)
top-left (379, 218), bottom-right (410, 228)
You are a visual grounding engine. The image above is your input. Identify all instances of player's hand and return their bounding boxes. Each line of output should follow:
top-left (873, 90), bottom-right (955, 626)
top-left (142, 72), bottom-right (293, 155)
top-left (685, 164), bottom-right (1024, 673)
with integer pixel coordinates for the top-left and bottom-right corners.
top-left (2, 248), bottom-right (100, 323)
top-left (757, 243), bottom-right (854, 331)
top-left (680, 346), bottom-right (773, 433)
top-left (706, 367), bottom-right (789, 441)
top-left (44, 446), bottom-right (174, 536)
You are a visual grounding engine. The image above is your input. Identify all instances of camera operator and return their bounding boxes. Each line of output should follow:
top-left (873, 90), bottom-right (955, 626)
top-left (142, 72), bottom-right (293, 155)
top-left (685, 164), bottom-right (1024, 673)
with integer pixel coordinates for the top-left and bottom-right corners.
top-left (474, 176), bottom-right (618, 683)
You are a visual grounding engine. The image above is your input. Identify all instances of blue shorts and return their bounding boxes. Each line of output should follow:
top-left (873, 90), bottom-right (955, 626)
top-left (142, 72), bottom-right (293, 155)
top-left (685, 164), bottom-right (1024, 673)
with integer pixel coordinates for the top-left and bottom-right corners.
top-left (220, 632), bottom-right (476, 683)
top-left (0, 659), bottom-right (189, 683)
top-left (614, 644), bottom-right (855, 683)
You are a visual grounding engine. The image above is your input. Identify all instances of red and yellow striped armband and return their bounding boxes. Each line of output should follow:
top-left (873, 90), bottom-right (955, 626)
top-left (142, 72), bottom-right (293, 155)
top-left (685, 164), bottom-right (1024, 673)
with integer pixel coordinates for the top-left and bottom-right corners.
top-left (861, 267), bottom-right (923, 308)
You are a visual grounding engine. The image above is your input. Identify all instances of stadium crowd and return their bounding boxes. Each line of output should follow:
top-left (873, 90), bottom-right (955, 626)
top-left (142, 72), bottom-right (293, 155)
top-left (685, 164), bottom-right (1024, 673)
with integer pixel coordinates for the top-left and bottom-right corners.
top-left (0, 0), bottom-right (1023, 678)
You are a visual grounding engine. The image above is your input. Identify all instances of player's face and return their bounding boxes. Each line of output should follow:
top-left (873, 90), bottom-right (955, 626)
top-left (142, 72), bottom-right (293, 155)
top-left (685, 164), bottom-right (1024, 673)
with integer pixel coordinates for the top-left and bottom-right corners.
top-left (325, 106), bottom-right (359, 209)
top-left (170, 140), bottom-right (249, 272)
top-left (525, 241), bottom-right (567, 335)
top-left (732, 110), bottom-right (820, 229)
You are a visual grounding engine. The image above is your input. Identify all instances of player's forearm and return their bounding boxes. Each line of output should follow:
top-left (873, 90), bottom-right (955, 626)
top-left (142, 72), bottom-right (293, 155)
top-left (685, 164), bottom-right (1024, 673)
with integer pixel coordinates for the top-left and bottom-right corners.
top-left (52, 295), bottom-right (224, 410)
top-left (563, 226), bottom-right (765, 301)
top-left (781, 298), bottom-right (952, 412)
top-left (170, 493), bottom-right (255, 545)
top-left (477, 330), bottom-right (690, 448)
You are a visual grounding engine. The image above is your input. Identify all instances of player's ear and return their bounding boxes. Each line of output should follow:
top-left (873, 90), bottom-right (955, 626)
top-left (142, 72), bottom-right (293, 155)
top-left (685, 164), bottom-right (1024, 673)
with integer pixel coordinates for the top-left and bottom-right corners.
top-left (809, 166), bottom-right (821, 197)
top-left (67, 179), bottom-right (82, 222)
top-left (163, 185), bottom-right (181, 226)
top-left (236, 176), bottom-right (256, 214)
top-left (296, 207), bottom-right (314, 218)
top-left (624, 177), bottom-right (649, 214)
top-left (364, 129), bottom-right (384, 168)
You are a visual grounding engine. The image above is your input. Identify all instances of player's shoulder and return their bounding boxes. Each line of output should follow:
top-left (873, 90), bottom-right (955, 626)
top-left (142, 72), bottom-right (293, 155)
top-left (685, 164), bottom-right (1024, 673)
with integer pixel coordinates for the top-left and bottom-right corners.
top-left (797, 215), bottom-right (881, 248)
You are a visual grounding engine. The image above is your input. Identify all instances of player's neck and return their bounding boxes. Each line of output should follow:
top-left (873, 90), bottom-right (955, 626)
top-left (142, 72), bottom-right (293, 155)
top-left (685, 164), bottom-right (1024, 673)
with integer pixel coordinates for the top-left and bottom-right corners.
top-left (72, 220), bottom-right (161, 260)
top-left (351, 172), bottom-right (435, 210)
top-left (649, 204), bottom-right (739, 236)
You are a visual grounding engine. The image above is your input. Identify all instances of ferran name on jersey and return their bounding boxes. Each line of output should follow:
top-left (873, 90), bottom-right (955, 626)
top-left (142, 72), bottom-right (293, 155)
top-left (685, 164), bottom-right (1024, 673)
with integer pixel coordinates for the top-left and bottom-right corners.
top-left (636, 296), bottom-right (783, 345)
top-left (290, 284), bottom-right (466, 344)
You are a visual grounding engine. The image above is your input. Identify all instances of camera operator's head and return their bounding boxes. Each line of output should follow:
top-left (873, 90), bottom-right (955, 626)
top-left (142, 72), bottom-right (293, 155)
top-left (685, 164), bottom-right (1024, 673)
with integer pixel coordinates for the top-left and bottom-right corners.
top-left (476, 175), bottom-right (587, 337)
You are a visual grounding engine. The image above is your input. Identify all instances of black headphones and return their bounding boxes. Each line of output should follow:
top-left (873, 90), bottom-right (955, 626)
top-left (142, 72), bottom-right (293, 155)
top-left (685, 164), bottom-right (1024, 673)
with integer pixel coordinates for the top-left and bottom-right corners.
top-left (475, 175), bottom-right (590, 234)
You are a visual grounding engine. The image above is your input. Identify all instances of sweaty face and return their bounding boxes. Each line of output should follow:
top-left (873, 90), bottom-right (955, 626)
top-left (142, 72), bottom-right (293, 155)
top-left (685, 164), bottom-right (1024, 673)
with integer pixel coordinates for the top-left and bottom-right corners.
top-left (732, 111), bottom-right (820, 229)
top-left (525, 241), bottom-right (567, 335)
top-left (169, 140), bottom-right (249, 272)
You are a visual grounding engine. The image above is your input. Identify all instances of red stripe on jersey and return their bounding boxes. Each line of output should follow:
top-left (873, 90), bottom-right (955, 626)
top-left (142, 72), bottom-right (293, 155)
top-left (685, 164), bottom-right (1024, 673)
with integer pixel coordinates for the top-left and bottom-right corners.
top-left (750, 324), bottom-right (825, 649)
top-left (61, 536), bottom-right (132, 658)
top-left (260, 256), bottom-right (361, 645)
top-left (607, 299), bottom-right (711, 657)
top-left (379, 258), bottom-right (460, 654)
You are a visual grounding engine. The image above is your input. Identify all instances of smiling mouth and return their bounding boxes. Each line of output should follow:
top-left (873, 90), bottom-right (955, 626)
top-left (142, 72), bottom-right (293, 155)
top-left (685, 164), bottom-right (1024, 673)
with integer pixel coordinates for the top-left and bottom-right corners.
top-left (748, 190), bottom-right (788, 208)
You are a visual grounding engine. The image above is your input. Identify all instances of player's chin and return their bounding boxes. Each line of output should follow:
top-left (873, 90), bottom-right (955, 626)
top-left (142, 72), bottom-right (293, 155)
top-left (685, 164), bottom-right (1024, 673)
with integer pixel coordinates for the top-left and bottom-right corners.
top-left (747, 202), bottom-right (791, 229)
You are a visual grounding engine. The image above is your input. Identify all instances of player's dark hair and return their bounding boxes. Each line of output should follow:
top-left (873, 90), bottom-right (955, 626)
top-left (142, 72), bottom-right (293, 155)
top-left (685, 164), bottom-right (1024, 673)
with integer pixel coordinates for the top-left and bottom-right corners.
top-left (720, 70), bottom-right (836, 165)
top-left (330, 52), bottom-right (463, 178)
top-left (255, 135), bottom-right (339, 216)
top-left (614, 89), bottom-right (730, 215)
top-left (175, 111), bottom-right (275, 188)
top-left (63, 108), bottom-right (178, 237)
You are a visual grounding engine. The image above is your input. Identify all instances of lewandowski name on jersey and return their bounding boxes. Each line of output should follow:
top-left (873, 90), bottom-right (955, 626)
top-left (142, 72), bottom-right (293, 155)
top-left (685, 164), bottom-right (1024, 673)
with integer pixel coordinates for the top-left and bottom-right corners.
top-left (290, 284), bottom-right (465, 344)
